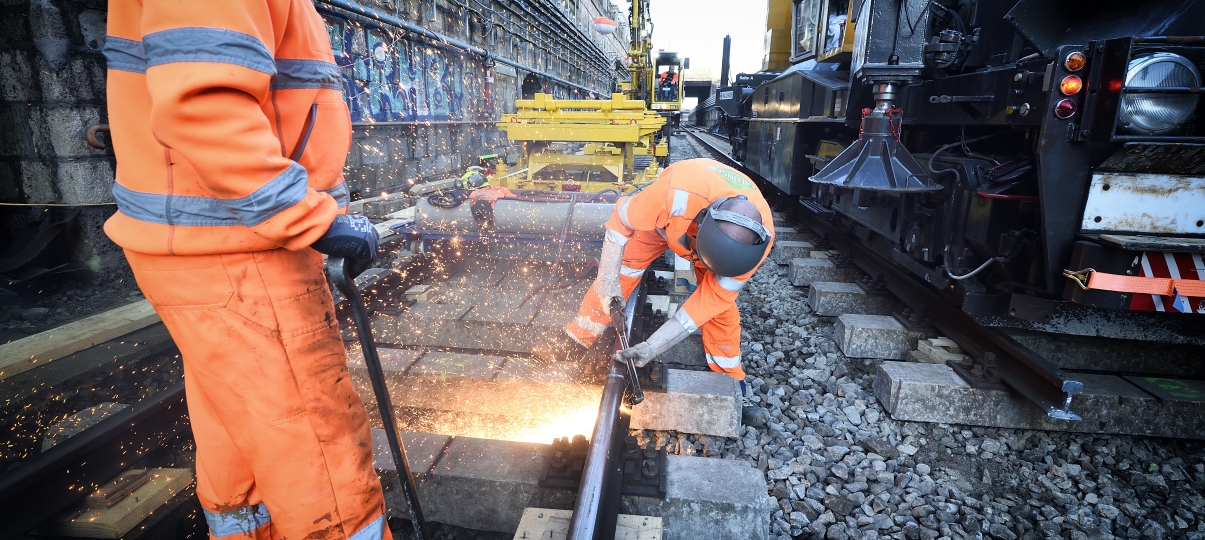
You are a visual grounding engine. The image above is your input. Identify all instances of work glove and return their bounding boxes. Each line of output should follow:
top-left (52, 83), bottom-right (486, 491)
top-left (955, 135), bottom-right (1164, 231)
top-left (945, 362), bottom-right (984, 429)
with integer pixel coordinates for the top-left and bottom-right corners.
top-left (616, 341), bottom-right (656, 367)
top-left (613, 317), bottom-right (689, 367)
top-left (596, 233), bottom-right (625, 314)
top-left (312, 214), bottom-right (379, 277)
top-left (593, 277), bottom-right (623, 312)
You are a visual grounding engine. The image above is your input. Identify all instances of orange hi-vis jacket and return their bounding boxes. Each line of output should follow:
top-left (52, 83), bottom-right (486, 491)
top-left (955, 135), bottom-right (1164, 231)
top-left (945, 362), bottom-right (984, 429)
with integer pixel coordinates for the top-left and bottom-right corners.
top-left (102, 0), bottom-right (350, 256)
top-left (606, 158), bottom-right (774, 333)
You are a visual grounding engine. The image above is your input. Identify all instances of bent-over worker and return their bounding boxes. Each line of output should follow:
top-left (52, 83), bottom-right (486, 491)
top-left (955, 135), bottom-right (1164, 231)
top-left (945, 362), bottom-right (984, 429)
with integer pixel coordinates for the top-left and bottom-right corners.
top-left (543, 158), bottom-right (773, 397)
top-left (103, 1), bottom-right (386, 538)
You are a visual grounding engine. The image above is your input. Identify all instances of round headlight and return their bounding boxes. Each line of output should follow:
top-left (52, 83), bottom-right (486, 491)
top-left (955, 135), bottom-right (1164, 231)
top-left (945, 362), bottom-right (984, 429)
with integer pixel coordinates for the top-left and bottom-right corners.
top-left (1120, 52), bottom-right (1201, 134)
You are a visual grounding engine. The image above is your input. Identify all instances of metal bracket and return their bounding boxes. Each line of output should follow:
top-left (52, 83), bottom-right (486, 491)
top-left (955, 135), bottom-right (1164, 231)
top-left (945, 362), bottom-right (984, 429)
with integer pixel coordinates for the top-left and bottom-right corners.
top-left (619, 436), bottom-right (667, 499)
top-left (891, 308), bottom-right (937, 337)
top-left (1007, 293), bottom-right (1055, 324)
top-left (636, 361), bottom-right (667, 394)
top-left (539, 436), bottom-right (667, 499)
top-left (948, 352), bottom-right (1009, 391)
top-left (539, 435), bottom-right (590, 491)
top-left (854, 276), bottom-right (891, 296)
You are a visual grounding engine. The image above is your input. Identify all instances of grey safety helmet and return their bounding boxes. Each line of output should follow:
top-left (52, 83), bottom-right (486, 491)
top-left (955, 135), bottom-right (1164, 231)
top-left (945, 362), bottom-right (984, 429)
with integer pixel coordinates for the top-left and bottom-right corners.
top-left (464, 172), bottom-right (489, 188)
top-left (690, 196), bottom-right (771, 277)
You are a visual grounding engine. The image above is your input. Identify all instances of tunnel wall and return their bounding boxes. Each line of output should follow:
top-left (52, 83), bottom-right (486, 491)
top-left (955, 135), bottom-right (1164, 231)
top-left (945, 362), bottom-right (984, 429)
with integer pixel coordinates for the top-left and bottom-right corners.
top-left (0, 0), bottom-right (624, 273)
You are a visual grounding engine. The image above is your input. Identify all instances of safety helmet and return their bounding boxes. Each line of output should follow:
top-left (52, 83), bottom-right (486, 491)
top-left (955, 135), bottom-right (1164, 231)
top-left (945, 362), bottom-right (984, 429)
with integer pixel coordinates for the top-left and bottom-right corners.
top-left (690, 196), bottom-right (771, 277)
top-left (464, 172), bottom-right (489, 188)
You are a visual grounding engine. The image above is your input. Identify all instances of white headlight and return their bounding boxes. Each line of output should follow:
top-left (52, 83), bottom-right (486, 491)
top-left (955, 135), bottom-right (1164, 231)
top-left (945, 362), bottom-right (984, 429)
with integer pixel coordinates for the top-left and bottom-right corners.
top-left (1120, 52), bottom-right (1201, 134)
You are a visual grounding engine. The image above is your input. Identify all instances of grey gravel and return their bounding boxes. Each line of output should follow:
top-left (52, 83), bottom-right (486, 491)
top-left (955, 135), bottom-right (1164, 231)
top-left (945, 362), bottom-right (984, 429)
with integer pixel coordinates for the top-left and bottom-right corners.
top-left (21, 307), bottom-right (50, 320)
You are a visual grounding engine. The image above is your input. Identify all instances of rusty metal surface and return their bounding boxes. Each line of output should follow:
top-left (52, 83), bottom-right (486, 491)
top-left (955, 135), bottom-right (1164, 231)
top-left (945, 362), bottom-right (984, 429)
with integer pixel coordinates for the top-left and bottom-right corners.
top-left (1080, 172), bottom-right (1205, 235)
top-left (1098, 143), bottom-right (1205, 175)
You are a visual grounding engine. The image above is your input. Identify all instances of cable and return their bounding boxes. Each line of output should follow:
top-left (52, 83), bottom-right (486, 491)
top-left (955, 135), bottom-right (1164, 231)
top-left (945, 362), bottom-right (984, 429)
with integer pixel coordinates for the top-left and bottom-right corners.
top-left (926, 130), bottom-right (1007, 183)
top-left (943, 246), bottom-right (1004, 280)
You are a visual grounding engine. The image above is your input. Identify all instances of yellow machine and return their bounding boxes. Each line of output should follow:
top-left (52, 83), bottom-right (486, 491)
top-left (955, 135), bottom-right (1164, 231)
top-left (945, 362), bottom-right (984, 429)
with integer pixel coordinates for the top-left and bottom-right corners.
top-left (623, 1), bottom-right (684, 141)
top-left (487, 0), bottom-right (684, 194)
top-left (492, 93), bottom-right (668, 193)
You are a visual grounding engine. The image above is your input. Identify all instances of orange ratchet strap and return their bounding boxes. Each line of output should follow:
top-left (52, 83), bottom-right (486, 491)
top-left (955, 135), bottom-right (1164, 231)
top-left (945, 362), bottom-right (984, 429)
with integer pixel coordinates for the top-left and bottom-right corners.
top-left (1063, 268), bottom-right (1205, 297)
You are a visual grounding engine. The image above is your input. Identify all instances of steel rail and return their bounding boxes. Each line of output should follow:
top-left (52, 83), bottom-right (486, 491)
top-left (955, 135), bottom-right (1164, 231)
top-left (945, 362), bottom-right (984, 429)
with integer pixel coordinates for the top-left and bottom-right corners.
top-left (315, 0), bottom-right (609, 95)
top-left (0, 383), bottom-right (190, 537)
top-left (685, 128), bottom-right (1085, 420)
top-left (567, 287), bottom-right (642, 540)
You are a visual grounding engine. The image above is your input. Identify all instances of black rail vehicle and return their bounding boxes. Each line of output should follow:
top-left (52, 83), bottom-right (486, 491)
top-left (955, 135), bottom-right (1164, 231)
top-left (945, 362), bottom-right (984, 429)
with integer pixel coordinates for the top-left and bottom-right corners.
top-left (718, 0), bottom-right (1205, 340)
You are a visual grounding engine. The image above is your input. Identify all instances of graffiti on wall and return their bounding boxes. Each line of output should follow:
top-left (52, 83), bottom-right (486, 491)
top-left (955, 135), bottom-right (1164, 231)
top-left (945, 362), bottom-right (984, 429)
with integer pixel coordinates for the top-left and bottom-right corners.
top-left (321, 12), bottom-right (591, 123)
top-left (323, 15), bottom-right (471, 123)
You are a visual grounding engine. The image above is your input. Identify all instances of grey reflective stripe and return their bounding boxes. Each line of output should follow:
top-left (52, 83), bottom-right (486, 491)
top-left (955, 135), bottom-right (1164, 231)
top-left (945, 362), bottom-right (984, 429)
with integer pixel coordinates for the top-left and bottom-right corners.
top-left (670, 190), bottom-right (690, 217)
top-left (144, 27), bottom-right (275, 75)
top-left (347, 515), bottom-right (386, 540)
top-left (617, 197), bottom-right (633, 229)
top-left (711, 209), bottom-right (770, 242)
top-left (674, 308), bottom-right (698, 333)
top-left (619, 264), bottom-right (646, 278)
top-left (273, 59), bottom-right (342, 90)
top-left (320, 181), bottom-right (350, 208)
top-left (103, 36), bottom-right (147, 73)
top-left (705, 353), bottom-right (742, 368)
top-left (113, 162), bottom-right (309, 227)
top-left (716, 275), bottom-right (746, 292)
top-left (204, 503), bottom-right (270, 537)
top-left (605, 228), bottom-right (629, 245)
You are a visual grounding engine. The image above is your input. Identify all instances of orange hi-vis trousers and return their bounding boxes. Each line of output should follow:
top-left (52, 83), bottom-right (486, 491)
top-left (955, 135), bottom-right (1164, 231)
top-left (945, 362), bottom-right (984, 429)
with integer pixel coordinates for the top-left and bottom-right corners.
top-left (564, 231), bottom-right (746, 380)
top-left (125, 248), bottom-right (388, 540)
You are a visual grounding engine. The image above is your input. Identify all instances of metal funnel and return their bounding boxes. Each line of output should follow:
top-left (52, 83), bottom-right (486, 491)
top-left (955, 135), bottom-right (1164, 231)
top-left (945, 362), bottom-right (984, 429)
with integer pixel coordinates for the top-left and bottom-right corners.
top-left (811, 85), bottom-right (939, 193)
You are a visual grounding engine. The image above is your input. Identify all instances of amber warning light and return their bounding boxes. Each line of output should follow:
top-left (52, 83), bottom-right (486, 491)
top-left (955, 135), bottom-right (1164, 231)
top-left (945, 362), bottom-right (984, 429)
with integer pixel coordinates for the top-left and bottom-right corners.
top-left (1064, 51), bottom-right (1086, 72)
top-left (1060, 75), bottom-right (1083, 96)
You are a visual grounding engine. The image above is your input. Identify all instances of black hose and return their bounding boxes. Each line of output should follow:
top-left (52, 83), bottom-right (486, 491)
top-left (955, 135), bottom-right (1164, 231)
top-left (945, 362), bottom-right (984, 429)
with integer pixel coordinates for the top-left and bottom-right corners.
top-left (426, 190), bottom-right (471, 208)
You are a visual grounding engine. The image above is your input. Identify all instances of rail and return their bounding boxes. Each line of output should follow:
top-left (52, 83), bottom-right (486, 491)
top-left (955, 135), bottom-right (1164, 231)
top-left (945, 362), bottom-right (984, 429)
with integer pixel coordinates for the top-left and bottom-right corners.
top-left (0, 383), bottom-right (189, 537)
top-left (567, 281), bottom-right (643, 539)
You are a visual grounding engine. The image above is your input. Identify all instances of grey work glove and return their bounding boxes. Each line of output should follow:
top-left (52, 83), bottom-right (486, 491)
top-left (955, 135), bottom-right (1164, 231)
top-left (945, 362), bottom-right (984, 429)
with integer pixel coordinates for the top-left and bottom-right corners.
top-left (614, 317), bottom-right (689, 367)
top-left (595, 234), bottom-right (625, 314)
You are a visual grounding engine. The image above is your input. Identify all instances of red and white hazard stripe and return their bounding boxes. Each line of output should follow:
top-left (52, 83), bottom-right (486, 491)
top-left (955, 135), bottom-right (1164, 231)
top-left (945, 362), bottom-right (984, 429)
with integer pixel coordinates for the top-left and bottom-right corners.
top-left (1129, 252), bottom-right (1205, 313)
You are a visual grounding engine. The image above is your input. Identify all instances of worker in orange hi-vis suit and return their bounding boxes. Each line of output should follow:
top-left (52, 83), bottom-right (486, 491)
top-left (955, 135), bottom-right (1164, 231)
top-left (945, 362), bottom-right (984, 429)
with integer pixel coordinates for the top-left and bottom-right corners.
top-left (551, 158), bottom-right (773, 400)
top-left (102, 1), bottom-right (387, 539)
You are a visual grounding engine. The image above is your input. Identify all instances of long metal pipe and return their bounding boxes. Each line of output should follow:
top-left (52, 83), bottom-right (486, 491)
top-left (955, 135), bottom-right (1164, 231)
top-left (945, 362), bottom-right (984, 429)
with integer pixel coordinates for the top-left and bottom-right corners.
top-left (566, 291), bottom-right (640, 540)
top-left (315, 0), bottom-right (607, 95)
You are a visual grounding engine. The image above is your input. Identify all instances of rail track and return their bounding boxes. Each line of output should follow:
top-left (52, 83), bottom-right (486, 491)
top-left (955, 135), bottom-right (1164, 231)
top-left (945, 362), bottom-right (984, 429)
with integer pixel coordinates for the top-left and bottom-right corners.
top-left (0, 317), bottom-right (192, 538)
top-left (0, 241), bottom-right (664, 539)
top-left (682, 126), bottom-right (1205, 434)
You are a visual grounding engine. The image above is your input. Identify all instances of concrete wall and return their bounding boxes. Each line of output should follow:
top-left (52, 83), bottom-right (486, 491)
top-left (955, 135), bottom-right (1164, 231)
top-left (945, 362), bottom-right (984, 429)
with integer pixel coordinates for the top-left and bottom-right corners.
top-left (0, 0), bottom-right (122, 271)
top-left (0, 0), bottom-right (620, 272)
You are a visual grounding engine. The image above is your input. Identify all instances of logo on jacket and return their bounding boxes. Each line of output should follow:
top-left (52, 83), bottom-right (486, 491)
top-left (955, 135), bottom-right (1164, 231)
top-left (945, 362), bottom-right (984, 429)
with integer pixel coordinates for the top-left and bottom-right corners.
top-left (708, 166), bottom-right (754, 190)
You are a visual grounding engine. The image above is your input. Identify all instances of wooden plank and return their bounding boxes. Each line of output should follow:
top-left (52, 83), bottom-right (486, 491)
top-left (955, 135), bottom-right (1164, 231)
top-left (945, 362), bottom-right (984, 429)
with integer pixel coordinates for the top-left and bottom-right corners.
top-left (915, 337), bottom-right (967, 364)
top-left (39, 468), bottom-right (194, 538)
top-left (513, 508), bottom-right (662, 540)
top-left (0, 301), bottom-right (160, 381)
